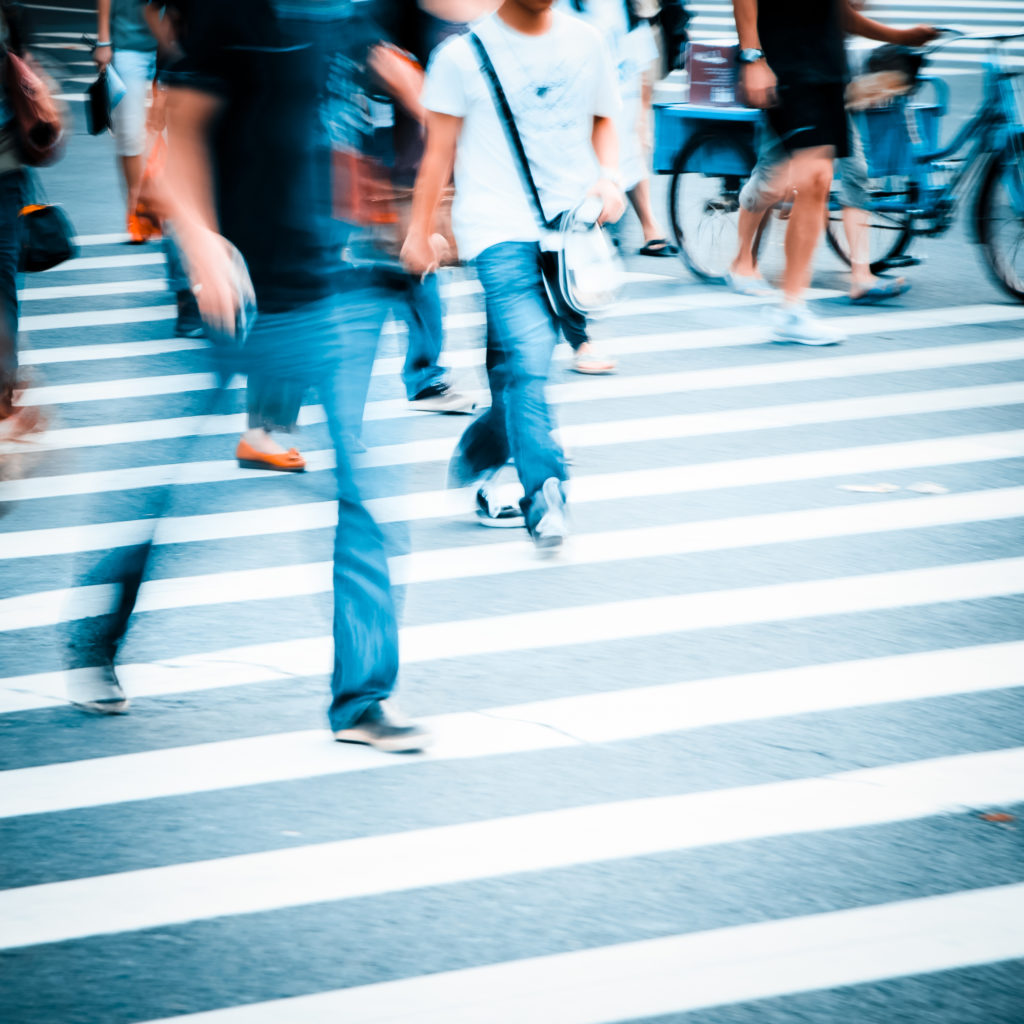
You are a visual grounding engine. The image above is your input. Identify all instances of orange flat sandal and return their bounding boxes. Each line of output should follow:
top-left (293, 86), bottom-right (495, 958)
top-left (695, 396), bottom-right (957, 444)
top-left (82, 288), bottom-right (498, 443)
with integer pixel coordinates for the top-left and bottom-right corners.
top-left (236, 438), bottom-right (307, 472)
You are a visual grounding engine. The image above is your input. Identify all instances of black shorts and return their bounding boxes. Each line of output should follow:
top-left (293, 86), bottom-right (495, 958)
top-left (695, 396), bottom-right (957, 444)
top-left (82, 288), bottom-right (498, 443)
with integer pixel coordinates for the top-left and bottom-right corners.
top-left (767, 82), bottom-right (850, 158)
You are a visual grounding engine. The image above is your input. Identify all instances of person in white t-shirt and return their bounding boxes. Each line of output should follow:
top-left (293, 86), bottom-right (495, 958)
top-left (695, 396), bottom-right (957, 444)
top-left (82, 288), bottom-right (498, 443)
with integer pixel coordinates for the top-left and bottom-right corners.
top-left (402, 0), bottom-right (624, 550)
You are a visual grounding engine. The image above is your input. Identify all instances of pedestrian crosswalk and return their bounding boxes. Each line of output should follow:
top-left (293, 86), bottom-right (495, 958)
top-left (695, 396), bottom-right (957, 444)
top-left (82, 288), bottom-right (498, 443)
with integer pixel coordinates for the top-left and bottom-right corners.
top-left (2, 225), bottom-right (1023, 1024)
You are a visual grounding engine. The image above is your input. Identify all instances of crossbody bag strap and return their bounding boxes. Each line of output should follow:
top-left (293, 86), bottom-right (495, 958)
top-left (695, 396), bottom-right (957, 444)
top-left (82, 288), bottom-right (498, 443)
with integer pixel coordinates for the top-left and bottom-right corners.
top-left (468, 30), bottom-right (552, 230)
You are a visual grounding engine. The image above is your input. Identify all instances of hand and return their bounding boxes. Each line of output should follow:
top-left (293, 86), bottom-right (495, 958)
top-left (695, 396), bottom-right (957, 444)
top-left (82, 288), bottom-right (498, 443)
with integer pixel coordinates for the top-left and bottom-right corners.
top-left (92, 44), bottom-right (112, 71)
top-left (741, 60), bottom-right (778, 109)
top-left (588, 178), bottom-right (626, 225)
top-left (400, 229), bottom-right (448, 277)
top-left (184, 230), bottom-right (243, 338)
top-left (898, 25), bottom-right (940, 47)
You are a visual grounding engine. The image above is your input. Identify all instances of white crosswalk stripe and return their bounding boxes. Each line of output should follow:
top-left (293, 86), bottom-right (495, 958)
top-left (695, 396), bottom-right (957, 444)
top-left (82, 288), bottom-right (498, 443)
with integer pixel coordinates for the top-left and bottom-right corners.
top-left (2, 204), bottom-right (1023, 1024)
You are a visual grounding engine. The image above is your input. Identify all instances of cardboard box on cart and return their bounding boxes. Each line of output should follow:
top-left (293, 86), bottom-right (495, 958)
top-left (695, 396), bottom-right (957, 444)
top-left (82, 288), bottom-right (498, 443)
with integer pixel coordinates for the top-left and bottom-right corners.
top-left (686, 39), bottom-right (740, 106)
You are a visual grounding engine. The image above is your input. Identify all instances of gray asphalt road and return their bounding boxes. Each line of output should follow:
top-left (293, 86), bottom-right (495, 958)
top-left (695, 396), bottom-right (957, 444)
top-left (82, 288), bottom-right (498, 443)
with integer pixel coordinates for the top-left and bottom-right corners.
top-left (2, 4), bottom-right (1023, 1023)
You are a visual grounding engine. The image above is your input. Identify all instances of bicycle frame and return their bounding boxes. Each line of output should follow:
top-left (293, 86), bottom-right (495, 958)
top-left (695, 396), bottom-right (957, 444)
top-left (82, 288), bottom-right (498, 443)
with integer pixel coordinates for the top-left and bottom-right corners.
top-left (868, 32), bottom-right (1024, 229)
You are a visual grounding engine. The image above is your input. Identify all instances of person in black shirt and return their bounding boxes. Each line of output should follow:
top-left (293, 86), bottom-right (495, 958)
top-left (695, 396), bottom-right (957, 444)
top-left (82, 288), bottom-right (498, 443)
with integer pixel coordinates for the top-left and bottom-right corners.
top-left (69, 0), bottom-right (430, 753)
top-left (730, 0), bottom-right (935, 344)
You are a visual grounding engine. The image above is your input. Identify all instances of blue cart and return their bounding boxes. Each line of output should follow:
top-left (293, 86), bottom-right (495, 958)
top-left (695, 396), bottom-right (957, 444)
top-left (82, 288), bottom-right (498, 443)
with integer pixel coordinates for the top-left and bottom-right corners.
top-left (652, 101), bottom-right (763, 282)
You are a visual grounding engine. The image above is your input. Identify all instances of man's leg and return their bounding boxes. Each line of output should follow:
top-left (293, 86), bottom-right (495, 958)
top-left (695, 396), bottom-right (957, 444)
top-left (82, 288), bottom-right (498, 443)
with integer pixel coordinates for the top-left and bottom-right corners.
top-left (474, 243), bottom-right (568, 545)
top-left (402, 273), bottom-right (475, 413)
top-left (402, 272), bottom-right (445, 399)
top-left (839, 126), bottom-right (907, 303)
top-left (730, 131), bottom-right (787, 292)
top-left (283, 290), bottom-right (427, 749)
top-left (0, 170), bottom-right (25, 421)
top-left (780, 146), bottom-right (835, 302)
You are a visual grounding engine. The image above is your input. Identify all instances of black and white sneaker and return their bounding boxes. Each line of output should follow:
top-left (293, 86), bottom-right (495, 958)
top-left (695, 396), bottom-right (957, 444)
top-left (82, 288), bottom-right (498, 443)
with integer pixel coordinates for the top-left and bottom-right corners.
top-left (528, 477), bottom-right (568, 552)
top-left (333, 701), bottom-right (432, 753)
top-left (409, 382), bottom-right (477, 414)
top-left (68, 663), bottom-right (131, 715)
top-left (475, 462), bottom-right (526, 527)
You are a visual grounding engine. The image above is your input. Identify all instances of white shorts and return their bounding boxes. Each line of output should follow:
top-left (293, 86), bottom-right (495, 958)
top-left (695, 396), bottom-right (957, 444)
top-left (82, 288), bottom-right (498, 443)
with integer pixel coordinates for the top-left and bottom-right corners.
top-left (111, 49), bottom-right (156, 157)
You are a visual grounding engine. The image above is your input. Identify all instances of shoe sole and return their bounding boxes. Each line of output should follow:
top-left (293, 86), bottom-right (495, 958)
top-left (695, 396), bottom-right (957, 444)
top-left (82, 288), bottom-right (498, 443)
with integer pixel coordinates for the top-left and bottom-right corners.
top-left (237, 459), bottom-right (306, 472)
top-left (409, 401), bottom-right (477, 415)
top-left (476, 511), bottom-right (525, 528)
top-left (334, 732), bottom-right (432, 753)
top-left (74, 698), bottom-right (131, 715)
top-left (770, 337), bottom-right (843, 347)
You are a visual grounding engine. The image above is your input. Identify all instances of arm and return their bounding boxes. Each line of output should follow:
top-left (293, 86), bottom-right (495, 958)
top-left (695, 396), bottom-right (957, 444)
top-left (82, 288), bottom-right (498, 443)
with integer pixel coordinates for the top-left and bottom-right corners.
top-left (732, 0), bottom-right (776, 109)
top-left (93, 0), bottom-right (112, 69)
top-left (401, 110), bottom-right (460, 275)
top-left (368, 44), bottom-right (426, 124)
top-left (163, 86), bottom-right (241, 332)
top-left (842, 2), bottom-right (938, 47)
top-left (589, 115), bottom-right (625, 224)
top-left (142, 3), bottom-right (183, 64)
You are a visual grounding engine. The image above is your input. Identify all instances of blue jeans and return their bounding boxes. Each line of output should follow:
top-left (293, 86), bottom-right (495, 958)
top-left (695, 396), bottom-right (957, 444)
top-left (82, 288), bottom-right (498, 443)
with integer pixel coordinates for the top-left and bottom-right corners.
top-left (69, 289), bottom-right (397, 732)
top-left (0, 168), bottom-right (25, 411)
top-left (399, 272), bottom-right (447, 399)
top-left (449, 242), bottom-right (567, 526)
top-left (244, 291), bottom-right (397, 729)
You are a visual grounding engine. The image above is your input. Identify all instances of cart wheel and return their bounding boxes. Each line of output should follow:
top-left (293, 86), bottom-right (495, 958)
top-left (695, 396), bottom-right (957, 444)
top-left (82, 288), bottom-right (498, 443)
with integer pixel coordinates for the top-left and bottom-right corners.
top-left (976, 142), bottom-right (1024, 302)
top-left (825, 190), bottom-right (914, 275)
top-left (668, 130), bottom-right (757, 283)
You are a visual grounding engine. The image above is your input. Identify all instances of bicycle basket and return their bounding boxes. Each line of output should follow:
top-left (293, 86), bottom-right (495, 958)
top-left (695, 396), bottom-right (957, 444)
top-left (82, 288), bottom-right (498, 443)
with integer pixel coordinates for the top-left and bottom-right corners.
top-left (857, 100), bottom-right (941, 178)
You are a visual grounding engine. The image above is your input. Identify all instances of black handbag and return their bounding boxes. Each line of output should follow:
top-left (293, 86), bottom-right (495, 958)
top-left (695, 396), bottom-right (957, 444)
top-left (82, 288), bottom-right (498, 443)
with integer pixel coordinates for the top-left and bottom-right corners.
top-left (18, 190), bottom-right (77, 272)
top-left (86, 70), bottom-right (111, 135)
top-left (468, 32), bottom-right (622, 320)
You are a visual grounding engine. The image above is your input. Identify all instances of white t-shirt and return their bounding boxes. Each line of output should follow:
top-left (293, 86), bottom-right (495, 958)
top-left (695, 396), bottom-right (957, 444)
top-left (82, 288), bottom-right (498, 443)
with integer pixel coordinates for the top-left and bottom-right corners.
top-left (422, 10), bottom-right (619, 261)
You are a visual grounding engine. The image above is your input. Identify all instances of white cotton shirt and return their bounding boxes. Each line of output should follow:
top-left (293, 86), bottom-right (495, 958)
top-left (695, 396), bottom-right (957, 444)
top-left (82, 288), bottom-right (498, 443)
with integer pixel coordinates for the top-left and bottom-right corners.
top-left (422, 10), bottom-right (620, 262)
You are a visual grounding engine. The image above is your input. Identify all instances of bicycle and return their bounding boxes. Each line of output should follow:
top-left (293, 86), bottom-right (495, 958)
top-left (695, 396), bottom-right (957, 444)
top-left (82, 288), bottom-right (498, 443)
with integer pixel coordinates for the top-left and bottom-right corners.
top-left (825, 28), bottom-right (1024, 301)
top-left (655, 29), bottom-right (1024, 300)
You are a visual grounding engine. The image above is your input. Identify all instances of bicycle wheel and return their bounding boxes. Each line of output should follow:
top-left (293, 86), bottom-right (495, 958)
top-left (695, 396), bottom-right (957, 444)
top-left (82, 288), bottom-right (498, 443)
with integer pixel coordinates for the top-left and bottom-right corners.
top-left (825, 191), bottom-right (914, 273)
top-left (668, 130), bottom-right (756, 283)
top-left (976, 143), bottom-right (1024, 302)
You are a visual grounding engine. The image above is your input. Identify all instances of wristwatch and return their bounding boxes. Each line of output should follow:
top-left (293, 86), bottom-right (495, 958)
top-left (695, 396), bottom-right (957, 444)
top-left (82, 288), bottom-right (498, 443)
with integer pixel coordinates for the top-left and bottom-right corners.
top-left (738, 48), bottom-right (765, 64)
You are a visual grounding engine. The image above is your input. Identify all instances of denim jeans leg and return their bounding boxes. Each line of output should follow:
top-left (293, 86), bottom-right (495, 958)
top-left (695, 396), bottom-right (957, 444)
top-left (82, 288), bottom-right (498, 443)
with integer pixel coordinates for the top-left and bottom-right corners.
top-left (401, 272), bottom-right (447, 400)
top-left (447, 316), bottom-right (511, 486)
top-left (0, 169), bottom-right (25, 407)
top-left (560, 308), bottom-right (589, 352)
top-left (474, 242), bottom-right (567, 502)
top-left (306, 292), bottom-right (400, 731)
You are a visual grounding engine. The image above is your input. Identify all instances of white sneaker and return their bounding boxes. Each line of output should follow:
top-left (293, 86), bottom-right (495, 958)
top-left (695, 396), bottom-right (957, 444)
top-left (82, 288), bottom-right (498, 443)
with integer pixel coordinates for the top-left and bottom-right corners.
top-left (409, 383), bottom-right (477, 414)
top-left (770, 304), bottom-right (845, 346)
top-left (529, 477), bottom-right (569, 552)
top-left (68, 665), bottom-right (130, 714)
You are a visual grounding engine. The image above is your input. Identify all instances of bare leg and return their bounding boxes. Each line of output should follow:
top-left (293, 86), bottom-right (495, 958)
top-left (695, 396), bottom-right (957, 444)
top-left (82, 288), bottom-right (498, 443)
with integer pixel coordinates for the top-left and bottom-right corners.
top-left (627, 178), bottom-right (665, 244)
top-left (780, 147), bottom-right (834, 304)
top-left (843, 205), bottom-right (904, 299)
top-left (731, 206), bottom-right (768, 277)
top-left (119, 154), bottom-right (145, 221)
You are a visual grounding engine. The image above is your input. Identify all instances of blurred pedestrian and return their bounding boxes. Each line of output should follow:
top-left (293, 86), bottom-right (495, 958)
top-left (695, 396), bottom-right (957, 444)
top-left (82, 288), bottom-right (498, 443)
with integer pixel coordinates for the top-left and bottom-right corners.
top-left (728, 0), bottom-right (937, 343)
top-left (403, 0), bottom-right (624, 547)
top-left (69, 0), bottom-right (430, 753)
top-left (368, 1), bottom-right (481, 414)
top-left (92, 0), bottom-right (159, 243)
top-left (0, 0), bottom-right (42, 444)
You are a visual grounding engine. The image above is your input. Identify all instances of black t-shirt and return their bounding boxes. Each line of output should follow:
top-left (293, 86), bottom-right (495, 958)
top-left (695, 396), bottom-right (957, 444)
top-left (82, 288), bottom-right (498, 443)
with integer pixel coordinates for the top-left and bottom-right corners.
top-left (168, 0), bottom-right (385, 311)
top-left (757, 0), bottom-right (848, 85)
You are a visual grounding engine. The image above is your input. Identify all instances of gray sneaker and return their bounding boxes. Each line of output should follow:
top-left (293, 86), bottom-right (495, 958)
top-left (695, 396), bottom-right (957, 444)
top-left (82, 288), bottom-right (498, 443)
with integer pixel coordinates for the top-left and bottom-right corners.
top-left (69, 664), bottom-right (130, 715)
top-left (334, 701), bottom-right (432, 753)
top-left (409, 383), bottom-right (477, 414)
top-left (529, 477), bottom-right (568, 552)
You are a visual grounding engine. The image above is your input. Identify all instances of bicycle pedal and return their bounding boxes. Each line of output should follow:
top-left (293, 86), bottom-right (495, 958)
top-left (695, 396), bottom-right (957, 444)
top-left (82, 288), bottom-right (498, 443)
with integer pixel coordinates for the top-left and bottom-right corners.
top-left (879, 255), bottom-right (921, 270)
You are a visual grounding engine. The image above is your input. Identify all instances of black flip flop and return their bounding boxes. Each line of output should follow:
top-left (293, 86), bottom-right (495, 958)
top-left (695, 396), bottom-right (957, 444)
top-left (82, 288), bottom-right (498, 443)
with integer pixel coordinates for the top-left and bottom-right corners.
top-left (638, 238), bottom-right (679, 257)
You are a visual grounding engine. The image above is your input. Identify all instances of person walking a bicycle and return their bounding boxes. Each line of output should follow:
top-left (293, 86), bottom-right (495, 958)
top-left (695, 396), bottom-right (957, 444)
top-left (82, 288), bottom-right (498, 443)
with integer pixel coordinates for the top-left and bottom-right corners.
top-left (729, 0), bottom-right (937, 345)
